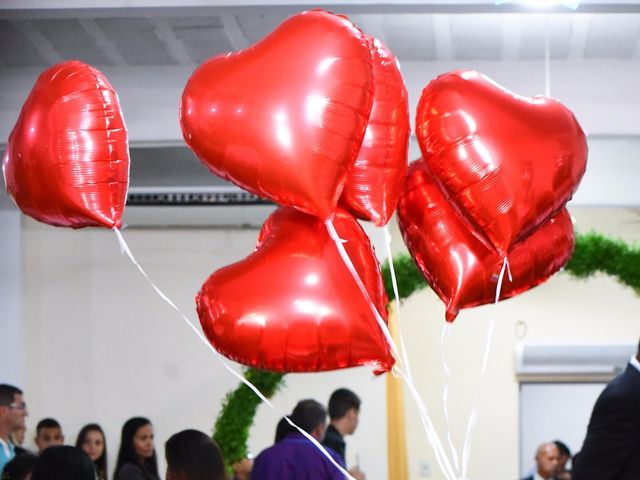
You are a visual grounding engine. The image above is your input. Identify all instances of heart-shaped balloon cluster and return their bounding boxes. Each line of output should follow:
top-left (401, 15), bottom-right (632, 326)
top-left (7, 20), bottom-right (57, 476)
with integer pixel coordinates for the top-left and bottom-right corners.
top-left (3, 11), bottom-right (590, 373)
top-left (186, 10), bottom-right (409, 372)
top-left (398, 70), bottom-right (587, 320)
top-left (3, 60), bottom-right (129, 229)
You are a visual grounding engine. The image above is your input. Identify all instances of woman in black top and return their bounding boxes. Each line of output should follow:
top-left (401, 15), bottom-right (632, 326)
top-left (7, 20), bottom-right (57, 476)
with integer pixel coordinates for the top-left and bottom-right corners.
top-left (114, 417), bottom-right (160, 480)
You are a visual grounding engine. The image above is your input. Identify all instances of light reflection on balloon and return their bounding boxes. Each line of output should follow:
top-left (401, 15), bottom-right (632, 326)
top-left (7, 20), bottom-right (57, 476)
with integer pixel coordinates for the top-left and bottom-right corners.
top-left (338, 35), bottom-right (410, 226)
top-left (416, 69), bottom-right (587, 254)
top-left (3, 60), bottom-right (129, 229)
top-left (180, 10), bottom-right (373, 220)
top-left (197, 207), bottom-right (393, 372)
top-left (397, 160), bottom-right (576, 322)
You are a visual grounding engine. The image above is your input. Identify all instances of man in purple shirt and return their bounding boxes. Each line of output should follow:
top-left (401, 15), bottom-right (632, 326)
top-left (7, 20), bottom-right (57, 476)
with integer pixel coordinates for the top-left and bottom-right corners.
top-left (251, 399), bottom-right (345, 480)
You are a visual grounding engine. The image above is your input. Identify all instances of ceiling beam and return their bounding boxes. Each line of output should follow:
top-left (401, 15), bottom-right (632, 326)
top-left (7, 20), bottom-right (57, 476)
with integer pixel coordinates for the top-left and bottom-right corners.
top-left (12, 20), bottom-right (65, 64)
top-left (502, 14), bottom-right (522, 60)
top-left (3, 1), bottom-right (640, 19)
top-left (77, 18), bottom-right (127, 65)
top-left (350, 13), bottom-right (389, 44)
top-left (152, 18), bottom-right (195, 65)
top-left (432, 15), bottom-right (454, 61)
top-left (568, 14), bottom-right (590, 59)
top-left (220, 14), bottom-right (250, 51)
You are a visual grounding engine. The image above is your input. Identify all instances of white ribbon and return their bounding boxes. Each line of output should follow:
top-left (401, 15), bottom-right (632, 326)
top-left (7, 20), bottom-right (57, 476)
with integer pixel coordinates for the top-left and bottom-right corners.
top-left (112, 227), bottom-right (355, 480)
top-left (326, 220), bottom-right (457, 480)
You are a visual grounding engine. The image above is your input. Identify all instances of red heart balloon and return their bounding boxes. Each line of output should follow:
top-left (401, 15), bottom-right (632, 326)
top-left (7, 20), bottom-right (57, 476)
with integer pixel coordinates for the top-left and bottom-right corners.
top-left (339, 35), bottom-right (409, 226)
top-left (415, 70), bottom-right (586, 254)
top-left (180, 10), bottom-right (374, 220)
top-left (397, 160), bottom-right (575, 322)
top-left (197, 207), bottom-right (393, 373)
top-left (3, 61), bottom-right (129, 229)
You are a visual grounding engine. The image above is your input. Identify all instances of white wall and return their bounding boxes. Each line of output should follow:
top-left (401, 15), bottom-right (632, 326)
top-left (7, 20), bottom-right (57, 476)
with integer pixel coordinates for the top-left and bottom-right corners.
top-left (0, 210), bottom-right (23, 385)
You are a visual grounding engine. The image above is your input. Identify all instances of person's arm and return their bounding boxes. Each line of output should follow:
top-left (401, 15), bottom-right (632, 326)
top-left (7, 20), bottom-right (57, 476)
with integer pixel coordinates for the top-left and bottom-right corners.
top-left (572, 390), bottom-right (638, 480)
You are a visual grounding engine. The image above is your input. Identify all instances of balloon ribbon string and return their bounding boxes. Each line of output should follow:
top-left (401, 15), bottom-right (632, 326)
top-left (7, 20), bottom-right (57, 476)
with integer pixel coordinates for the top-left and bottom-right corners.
top-left (111, 227), bottom-right (355, 480)
top-left (460, 256), bottom-right (510, 479)
top-left (386, 225), bottom-right (460, 476)
top-left (326, 220), bottom-right (457, 480)
top-left (383, 224), bottom-right (412, 379)
top-left (440, 323), bottom-right (461, 476)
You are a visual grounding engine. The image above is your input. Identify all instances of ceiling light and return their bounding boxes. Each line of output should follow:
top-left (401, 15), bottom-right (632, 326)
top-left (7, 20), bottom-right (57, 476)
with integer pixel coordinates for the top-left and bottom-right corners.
top-left (495, 0), bottom-right (581, 9)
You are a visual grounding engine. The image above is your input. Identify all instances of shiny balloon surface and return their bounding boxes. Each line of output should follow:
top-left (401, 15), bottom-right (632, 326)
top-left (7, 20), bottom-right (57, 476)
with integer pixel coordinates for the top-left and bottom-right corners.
top-left (197, 207), bottom-right (393, 373)
top-left (3, 61), bottom-right (129, 228)
top-left (397, 160), bottom-right (575, 322)
top-left (415, 70), bottom-right (586, 254)
top-left (181, 10), bottom-right (374, 219)
top-left (339, 35), bottom-right (410, 226)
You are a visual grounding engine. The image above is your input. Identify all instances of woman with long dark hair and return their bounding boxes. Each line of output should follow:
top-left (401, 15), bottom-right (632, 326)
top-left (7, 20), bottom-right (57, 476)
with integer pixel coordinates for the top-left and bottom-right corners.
top-left (165, 429), bottom-right (226, 480)
top-left (75, 423), bottom-right (108, 480)
top-left (114, 417), bottom-right (160, 480)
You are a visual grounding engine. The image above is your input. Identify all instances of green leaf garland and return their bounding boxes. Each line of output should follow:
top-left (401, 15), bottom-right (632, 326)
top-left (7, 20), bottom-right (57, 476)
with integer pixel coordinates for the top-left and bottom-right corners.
top-left (213, 369), bottom-right (284, 470)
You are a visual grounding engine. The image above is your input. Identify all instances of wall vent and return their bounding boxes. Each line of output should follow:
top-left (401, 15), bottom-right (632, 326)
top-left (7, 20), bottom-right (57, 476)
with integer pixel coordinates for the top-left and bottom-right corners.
top-left (127, 186), bottom-right (271, 206)
top-left (515, 342), bottom-right (635, 382)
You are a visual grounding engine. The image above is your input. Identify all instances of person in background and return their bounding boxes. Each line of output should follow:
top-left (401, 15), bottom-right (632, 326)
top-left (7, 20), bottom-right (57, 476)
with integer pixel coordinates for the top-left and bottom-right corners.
top-left (553, 440), bottom-right (572, 480)
top-left (251, 399), bottom-right (344, 480)
top-left (34, 419), bottom-right (64, 454)
top-left (76, 423), bottom-right (107, 480)
top-left (0, 384), bottom-right (28, 475)
top-left (322, 388), bottom-right (365, 480)
top-left (274, 417), bottom-right (294, 443)
top-left (572, 337), bottom-right (640, 479)
top-left (114, 417), bottom-right (160, 480)
top-left (31, 445), bottom-right (95, 480)
top-left (520, 442), bottom-right (560, 480)
top-left (0, 452), bottom-right (37, 480)
top-left (165, 429), bottom-right (225, 480)
top-left (231, 457), bottom-right (253, 480)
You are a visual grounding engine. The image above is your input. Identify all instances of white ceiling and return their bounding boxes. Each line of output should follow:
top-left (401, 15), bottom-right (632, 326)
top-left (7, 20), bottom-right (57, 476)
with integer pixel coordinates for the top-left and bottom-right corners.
top-left (0, 11), bottom-right (639, 68)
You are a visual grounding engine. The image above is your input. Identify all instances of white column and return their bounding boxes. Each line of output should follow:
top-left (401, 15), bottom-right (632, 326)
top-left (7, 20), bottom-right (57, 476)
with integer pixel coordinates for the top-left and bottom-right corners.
top-left (0, 208), bottom-right (23, 385)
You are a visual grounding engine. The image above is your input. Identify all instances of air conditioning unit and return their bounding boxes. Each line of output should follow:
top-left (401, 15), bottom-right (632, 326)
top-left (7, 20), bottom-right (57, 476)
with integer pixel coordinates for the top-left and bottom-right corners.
top-left (123, 144), bottom-right (276, 228)
top-left (515, 342), bottom-right (636, 382)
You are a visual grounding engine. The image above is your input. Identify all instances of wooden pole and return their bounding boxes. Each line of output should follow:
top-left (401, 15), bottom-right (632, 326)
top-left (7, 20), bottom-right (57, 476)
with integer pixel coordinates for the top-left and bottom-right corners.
top-left (386, 303), bottom-right (409, 480)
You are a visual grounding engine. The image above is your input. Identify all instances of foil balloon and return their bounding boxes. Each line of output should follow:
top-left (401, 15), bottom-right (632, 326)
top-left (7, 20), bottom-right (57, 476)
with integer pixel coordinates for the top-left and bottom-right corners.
top-left (339, 35), bottom-right (410, 226)
top-left (181, 10), bottom-right (374, 220)
top-left (3, 61), bottom-right (129, 229)
top-left (197, 207), bottom-right (394, 373)
top-left (415, 70), bottom-right (587, 254)
top-left (397, 160), bottom-right (575, 322)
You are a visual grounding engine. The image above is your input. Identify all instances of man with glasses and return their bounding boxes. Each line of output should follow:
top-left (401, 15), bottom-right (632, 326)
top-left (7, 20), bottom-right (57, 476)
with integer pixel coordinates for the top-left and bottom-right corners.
top-left (0, 384), bottom-right (28, 475)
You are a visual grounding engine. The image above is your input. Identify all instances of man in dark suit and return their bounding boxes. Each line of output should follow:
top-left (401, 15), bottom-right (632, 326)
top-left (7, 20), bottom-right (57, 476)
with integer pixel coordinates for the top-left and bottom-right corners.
top-left (572, 338), bottom-right (640, 479)
top-left (521, 442), bottom-right (560, 480)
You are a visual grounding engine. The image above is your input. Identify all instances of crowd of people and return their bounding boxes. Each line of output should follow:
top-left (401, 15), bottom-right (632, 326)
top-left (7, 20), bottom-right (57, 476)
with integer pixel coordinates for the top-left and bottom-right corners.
top-left (1, 338), bottom-right (638, 479)
top-left (0, 386), bottom-right (365, 480)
